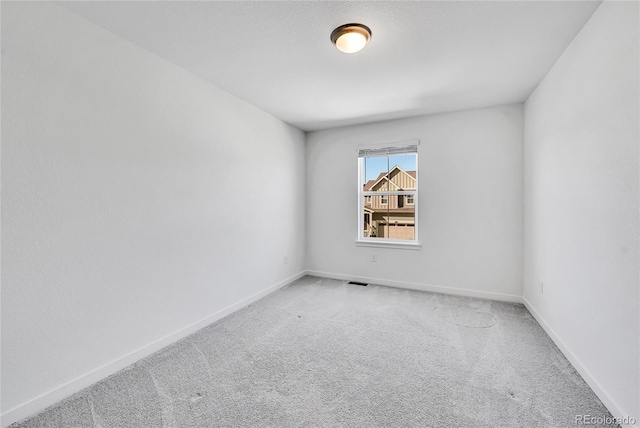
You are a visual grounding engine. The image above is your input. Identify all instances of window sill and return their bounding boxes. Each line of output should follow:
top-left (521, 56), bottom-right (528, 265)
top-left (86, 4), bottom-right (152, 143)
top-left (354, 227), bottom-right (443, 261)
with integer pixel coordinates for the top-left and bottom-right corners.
top-left (356, 240), bottom-right (421, 250)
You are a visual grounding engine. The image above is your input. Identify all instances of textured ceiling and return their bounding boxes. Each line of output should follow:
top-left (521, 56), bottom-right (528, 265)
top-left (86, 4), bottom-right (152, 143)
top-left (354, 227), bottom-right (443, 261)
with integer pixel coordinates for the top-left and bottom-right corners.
top-left (58, 1), bottom-right (602, 131)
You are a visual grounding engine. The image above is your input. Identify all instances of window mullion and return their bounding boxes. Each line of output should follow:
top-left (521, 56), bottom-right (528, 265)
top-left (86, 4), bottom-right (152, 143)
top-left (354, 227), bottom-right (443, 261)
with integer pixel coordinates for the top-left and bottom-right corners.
top-left (363, 191), bottom-right (415, 196)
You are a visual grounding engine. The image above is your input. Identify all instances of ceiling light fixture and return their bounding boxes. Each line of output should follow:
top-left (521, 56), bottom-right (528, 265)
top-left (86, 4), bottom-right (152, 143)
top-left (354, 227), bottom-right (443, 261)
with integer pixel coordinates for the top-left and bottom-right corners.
top-left (330, 23), bottom-right (371, 54)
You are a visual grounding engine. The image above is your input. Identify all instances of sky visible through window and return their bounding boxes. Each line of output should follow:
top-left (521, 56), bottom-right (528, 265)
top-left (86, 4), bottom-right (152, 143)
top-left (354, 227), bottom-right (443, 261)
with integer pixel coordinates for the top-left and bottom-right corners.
top-left (364, 154), bottom-right (417, 182)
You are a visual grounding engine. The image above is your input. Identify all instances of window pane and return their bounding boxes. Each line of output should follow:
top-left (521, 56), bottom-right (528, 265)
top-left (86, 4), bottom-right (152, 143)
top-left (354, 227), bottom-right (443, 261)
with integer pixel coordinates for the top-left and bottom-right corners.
top-left (359, 149), bottom-right (417, 243)
top-left (364, 156), bottom-right (387, 193)
top-left (363, 197), bottom-right (374, 238)
top-left (388, 154), bottom-right (416, 173)
top-left (376, 205), bottom-right (390, 238)
top-left (388, 154), bottom-right (417, 190)
top-left (387, 198), bottom-right (415, 240)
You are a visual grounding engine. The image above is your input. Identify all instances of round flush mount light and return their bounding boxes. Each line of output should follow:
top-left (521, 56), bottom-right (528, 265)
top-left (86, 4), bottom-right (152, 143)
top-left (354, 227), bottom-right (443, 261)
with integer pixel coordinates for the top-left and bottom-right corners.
top-left (330, 23), bottom-right (371, 54)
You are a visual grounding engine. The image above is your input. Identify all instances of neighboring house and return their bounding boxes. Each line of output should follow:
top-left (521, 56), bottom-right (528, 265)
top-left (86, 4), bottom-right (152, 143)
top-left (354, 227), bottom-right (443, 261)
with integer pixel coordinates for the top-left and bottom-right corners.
top-left (363, 165), bottom-right (416, 239)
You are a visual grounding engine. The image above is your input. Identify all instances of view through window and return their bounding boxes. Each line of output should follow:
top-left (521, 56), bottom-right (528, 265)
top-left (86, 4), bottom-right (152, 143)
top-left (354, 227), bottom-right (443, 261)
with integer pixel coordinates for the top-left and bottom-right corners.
top-left (359, 145), bottom-right (418, 243)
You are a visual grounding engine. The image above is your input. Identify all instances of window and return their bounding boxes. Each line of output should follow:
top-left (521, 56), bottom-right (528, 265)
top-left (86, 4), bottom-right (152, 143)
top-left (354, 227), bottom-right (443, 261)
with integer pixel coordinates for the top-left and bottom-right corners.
top-left (358, 142), bottom-right (419, 247)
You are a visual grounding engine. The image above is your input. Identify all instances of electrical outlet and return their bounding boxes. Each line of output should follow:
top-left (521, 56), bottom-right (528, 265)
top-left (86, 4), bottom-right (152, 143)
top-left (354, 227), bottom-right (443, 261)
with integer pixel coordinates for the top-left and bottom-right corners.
top-left (371, 255), bottom-right (377, 262)
top-left (539, 281), bottom-right (544, 294)
top-left (284, 256), bottom-right (288, 265)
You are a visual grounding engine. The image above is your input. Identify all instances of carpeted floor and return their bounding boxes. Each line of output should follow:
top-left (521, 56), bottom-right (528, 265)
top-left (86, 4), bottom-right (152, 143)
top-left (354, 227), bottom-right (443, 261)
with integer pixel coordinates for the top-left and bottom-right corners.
top-left (12, 276), bottom-right (617, 427)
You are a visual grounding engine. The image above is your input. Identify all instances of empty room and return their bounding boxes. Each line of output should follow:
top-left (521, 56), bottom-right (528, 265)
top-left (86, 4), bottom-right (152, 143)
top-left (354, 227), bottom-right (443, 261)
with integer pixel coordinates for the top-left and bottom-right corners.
top-left (2, 1), bottom-right (638, 427)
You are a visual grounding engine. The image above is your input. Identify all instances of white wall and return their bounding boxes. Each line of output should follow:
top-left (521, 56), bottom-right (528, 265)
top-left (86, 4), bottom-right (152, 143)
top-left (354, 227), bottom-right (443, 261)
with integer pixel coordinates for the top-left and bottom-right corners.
top-left (4, 0), bottom-right (637, 425)
top-left (1, 2), bottom-right (305, 422)
top-left (523, 1), bottom-right (639, 422)
top-left (306, 105), bottom-right (524, 300)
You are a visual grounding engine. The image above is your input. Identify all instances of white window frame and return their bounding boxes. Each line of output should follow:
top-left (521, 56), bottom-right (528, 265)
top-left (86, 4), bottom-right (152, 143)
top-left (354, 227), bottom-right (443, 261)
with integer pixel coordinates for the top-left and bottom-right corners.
top-left (357, 140), bottom-right (420, 249)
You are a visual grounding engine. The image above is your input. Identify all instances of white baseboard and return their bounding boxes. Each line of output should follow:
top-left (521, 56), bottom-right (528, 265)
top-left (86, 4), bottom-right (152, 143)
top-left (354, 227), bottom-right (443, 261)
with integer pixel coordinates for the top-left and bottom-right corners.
top-left (522, 297), bottom-right (637, 428)
top-left (305, 270), bottom-right (523, 303)
top-left (6, 272), bottom-right (632, 427)
top-left (1, 271), bottom-right (306, 428)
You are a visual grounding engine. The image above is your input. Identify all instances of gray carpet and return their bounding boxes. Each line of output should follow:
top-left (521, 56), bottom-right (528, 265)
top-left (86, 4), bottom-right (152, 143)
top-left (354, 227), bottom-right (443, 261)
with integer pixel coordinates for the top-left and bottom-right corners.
top-left (12, 276), bottom-right (617, 427)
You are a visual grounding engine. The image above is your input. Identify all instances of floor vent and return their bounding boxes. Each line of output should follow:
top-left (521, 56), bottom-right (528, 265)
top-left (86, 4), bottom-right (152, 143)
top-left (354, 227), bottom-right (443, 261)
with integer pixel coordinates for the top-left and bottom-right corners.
top-left (348, 281), bottom-right (368, 286)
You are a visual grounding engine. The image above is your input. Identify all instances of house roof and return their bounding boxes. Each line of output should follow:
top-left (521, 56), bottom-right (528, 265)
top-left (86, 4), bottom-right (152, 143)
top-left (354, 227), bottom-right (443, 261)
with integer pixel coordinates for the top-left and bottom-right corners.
top-left (363, 176), bottom-right (381, 192)
top-left (363, 166), bottom-right (416, 191)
